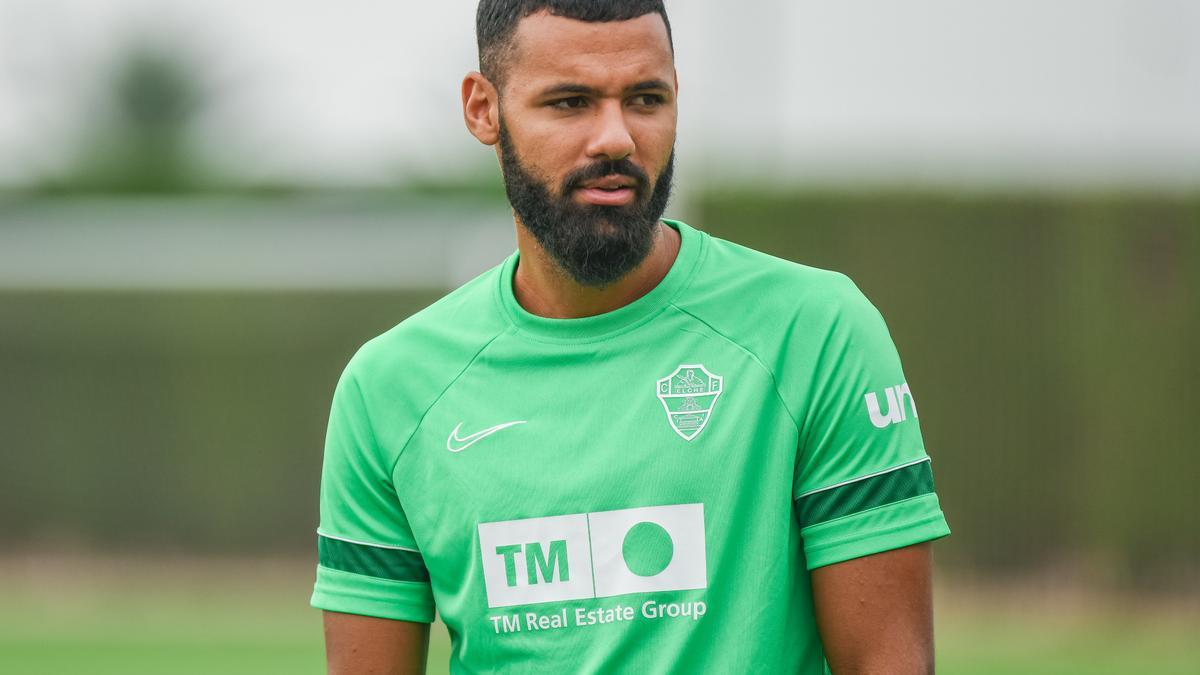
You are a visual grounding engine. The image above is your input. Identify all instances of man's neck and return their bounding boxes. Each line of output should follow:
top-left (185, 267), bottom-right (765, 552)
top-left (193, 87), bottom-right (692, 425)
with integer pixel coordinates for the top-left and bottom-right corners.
top-left (512, 221), bottom-right (681, 319)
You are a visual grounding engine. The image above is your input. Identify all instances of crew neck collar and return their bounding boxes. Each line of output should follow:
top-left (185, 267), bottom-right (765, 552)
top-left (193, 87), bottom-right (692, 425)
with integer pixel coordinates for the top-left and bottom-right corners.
top-left (496, 219), bottom-right (705, 342)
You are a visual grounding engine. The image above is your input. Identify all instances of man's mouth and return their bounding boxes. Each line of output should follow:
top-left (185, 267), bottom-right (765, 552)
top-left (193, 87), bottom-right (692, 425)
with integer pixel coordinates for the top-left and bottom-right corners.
top-left (575, 175), bottom-right (639, 206)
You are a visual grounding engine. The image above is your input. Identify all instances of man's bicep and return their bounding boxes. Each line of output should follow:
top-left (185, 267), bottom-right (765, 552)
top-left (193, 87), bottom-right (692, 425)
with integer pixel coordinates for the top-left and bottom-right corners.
top-left (810, 542), bottom-right (934, 675)
top-left (323, 611), bottom-right (430, 675)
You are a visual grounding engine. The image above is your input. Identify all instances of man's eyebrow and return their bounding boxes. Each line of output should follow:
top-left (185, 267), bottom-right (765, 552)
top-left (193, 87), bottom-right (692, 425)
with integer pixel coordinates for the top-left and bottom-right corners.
top-left (536, 79), bottom-right (673, 98)
top-left (537, 83), bottom-right (598, 98)
top-left (628, 79), bottom-right (672, 93)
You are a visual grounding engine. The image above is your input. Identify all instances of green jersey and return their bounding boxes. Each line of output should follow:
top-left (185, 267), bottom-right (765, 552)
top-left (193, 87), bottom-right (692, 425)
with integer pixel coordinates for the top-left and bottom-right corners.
top-left (311, 220), bottom-right (950, 673)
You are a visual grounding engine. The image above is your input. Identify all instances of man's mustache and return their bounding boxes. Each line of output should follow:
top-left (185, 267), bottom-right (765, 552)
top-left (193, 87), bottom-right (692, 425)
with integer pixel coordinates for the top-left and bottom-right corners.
top-left (562, 159), bottom-right (650, 192)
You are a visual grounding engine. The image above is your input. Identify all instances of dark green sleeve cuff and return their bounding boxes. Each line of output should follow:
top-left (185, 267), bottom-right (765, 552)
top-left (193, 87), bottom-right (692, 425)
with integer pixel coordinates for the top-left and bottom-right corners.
top-left (796, 458), bottom-right (936, 529)
top-left (318, 534), bottom-right (430, 582)
top-left (800, 493), bottom-right (950, 570)
top-left (311, 566), bottom-right (435, 623)
top-left (311, 534), bottom-right (435, 622)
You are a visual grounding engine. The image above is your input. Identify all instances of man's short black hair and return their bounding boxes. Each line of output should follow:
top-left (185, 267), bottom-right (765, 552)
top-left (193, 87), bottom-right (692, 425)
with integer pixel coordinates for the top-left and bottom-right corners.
top-left (476, 0), bottom-right (673, 89)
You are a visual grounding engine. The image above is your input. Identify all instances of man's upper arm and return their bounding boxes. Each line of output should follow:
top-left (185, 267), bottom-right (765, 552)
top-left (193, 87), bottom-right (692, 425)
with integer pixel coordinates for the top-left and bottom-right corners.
top-left (811, 543), bottom-right (934, 675)
top-left (310, 359), bottom-right (435, 623)
top-left (789, 276), bottom-right (948, 671)
top-left (792, 275), bottom-right (950, 569)
top-left (323, 611), bottom-right (430, 675)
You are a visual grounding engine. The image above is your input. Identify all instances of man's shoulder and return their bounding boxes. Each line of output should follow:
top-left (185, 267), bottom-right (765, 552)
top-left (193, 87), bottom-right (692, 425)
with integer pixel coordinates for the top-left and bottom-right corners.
top-left (682, 229), bottom-right (878, 332)
top-left (676, 227), bottom-right (899, 422)
top-left (344, 259), bottom-right (512, 394)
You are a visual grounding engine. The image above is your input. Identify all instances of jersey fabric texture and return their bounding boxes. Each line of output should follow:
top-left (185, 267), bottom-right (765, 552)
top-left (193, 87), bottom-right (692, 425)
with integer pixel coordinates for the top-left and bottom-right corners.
top-left (311, 220), bottom-right (950, 673)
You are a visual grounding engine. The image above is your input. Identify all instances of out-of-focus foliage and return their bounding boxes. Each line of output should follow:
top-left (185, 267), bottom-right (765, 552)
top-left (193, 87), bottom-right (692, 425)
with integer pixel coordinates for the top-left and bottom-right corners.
top-left (38, 41), bottom-right (209, 193)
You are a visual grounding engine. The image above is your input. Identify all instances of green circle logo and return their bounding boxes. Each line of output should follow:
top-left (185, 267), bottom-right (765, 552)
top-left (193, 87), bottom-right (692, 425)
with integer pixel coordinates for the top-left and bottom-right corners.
top-left (622, 521), bottom-right (674, 577)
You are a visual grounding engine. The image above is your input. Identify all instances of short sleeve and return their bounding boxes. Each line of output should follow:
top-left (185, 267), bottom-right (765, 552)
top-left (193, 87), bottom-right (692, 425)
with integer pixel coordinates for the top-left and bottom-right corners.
top-left (310, 363), bottom-right (435, 622)
top-left (793, 278), bottom-right (950, 569)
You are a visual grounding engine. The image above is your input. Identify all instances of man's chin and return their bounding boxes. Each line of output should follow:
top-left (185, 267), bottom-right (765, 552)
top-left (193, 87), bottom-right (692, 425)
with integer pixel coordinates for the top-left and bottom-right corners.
top-left (587, 213), bottom-right (638, 236)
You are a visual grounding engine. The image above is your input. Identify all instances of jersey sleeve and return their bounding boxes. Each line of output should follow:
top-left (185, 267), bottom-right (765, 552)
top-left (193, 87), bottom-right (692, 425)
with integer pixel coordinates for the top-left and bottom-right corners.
top-left (793, 277), bottom-right (950, 569)
top-left (310, 361), bottom-right (435, 622)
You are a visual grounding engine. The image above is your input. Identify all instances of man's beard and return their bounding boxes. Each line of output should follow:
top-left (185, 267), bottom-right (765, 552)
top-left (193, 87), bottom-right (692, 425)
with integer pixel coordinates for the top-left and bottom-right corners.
top-left (498, 119), bottom-right (675, 288)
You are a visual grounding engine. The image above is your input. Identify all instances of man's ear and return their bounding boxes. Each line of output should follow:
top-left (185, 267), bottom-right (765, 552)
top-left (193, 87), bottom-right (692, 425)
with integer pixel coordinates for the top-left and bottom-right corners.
top-left (462, 72), bottom-right (500, 146)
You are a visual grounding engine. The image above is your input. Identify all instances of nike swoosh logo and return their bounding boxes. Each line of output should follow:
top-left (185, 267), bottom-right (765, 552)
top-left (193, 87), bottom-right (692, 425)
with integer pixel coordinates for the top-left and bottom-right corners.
top-left (446, 420), bottom-right (527, 453)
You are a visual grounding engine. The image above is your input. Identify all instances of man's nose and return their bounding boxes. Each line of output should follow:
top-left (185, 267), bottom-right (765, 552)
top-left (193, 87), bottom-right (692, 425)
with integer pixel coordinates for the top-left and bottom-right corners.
top-left (585, 100), bottom-right (636, 161)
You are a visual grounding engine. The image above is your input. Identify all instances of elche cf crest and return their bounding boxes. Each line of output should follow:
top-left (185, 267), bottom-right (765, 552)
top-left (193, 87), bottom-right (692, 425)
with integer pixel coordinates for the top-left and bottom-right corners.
top-left (656, 364), bottom-right (724, 441)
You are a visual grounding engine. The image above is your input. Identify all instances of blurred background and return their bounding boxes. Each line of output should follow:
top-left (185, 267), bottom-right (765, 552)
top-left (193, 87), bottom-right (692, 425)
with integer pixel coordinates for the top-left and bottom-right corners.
top-left (1, 1), bottom-right (1196, 673)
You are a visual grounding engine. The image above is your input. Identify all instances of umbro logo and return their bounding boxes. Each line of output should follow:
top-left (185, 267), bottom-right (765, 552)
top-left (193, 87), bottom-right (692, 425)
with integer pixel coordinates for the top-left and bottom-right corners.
top-left (447, 421), bottom-right (527, 453)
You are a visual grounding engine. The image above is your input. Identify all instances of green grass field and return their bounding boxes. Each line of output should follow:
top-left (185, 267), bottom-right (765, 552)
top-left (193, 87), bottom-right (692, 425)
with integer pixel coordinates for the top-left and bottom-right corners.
top-left (1, 557), bottom-right (1195, 674)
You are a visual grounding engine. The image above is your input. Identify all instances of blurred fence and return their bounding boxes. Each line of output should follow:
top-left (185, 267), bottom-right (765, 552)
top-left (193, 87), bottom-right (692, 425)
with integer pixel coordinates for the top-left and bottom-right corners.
top-left (699, 191), bottom-right (1199, 588)
top-left (1, 191), bottom-right (1196, 589)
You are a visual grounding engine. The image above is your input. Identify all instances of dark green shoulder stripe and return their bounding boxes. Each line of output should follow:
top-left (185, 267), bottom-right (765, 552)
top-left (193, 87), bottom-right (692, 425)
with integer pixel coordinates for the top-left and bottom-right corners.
top-left (796, 460), bottom-right (935, 529)
top-left (318, 535), bottom-right (430, 583)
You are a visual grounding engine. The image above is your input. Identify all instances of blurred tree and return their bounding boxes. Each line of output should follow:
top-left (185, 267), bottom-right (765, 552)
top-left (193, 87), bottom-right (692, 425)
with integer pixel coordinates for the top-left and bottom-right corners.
top-left (43, 39), bottom-right (209, 193)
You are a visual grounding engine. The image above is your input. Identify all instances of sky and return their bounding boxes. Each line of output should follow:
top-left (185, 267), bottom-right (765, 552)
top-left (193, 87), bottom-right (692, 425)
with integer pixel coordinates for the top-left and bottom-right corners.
top-left (1, 0), bottom-right (1198, 189)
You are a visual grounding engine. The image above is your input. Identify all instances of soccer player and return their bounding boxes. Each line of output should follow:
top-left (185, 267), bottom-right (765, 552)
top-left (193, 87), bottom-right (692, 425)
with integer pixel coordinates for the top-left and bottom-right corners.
top-left (311, 1), bottom-right (951, 673)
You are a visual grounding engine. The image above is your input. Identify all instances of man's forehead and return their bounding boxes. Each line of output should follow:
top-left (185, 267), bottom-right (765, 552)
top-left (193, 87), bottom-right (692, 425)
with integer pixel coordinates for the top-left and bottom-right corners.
top-left (507, 11), bottom-right (673, 90)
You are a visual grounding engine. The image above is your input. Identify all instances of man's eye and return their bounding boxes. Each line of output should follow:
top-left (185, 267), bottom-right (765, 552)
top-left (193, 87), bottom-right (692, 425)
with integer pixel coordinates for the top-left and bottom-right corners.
top-left (551, 97), bottom-right (588, 110)
top-left (631, 94), bottom-right (665, 107)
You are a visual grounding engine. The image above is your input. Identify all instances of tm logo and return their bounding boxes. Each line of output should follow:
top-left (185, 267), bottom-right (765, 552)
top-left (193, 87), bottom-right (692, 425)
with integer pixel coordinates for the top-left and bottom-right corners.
top-left (477, 504), bottom-right (707, 609)
top-left (865, 382), bottom-right (918, 429)
top-left (494, 540), bottom-right (570, 587)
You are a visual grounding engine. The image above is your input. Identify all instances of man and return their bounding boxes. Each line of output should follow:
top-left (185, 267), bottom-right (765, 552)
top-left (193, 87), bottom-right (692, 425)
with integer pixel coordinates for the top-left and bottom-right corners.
top-left (311, 1), bottom-right (950, 673)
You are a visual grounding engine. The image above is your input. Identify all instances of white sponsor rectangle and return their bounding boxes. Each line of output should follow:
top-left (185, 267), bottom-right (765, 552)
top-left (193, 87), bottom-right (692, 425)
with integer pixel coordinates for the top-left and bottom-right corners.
top-left (478, 514), bottom-right (593, 609)
top-left (478, 503), bottom-right (707, 609)
top-left (589, 503), bottom-right (707, 598)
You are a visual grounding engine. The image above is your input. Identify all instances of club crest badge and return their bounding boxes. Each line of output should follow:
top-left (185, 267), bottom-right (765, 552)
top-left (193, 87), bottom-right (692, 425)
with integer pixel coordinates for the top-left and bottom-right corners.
top-left (656, 364), bottom-right (724, 441)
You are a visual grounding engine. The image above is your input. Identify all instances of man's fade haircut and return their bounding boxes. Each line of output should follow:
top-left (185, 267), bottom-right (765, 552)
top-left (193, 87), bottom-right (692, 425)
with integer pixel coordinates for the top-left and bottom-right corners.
top-left (476, 0), bottom-right (673, 89)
